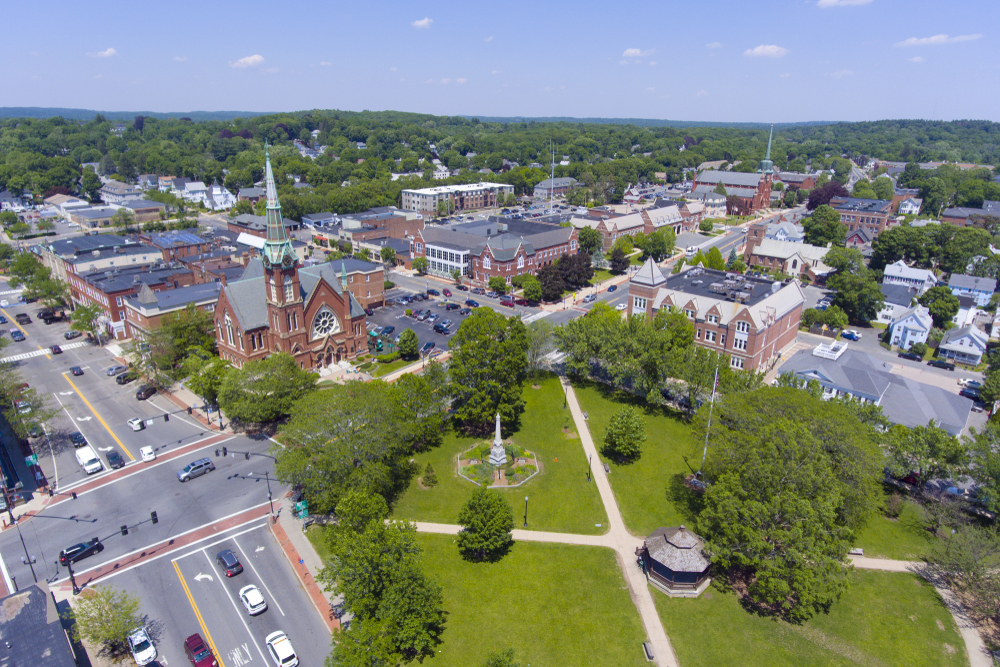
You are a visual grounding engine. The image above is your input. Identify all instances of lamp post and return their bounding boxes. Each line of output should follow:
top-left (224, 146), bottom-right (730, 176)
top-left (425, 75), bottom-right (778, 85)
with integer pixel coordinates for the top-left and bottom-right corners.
top-left (14, 522), bottom-right (36, 584)
top-left (523, 496), bottom-right (529, 528)
top-left (1, 485), bottom-right (16, 527)
top-left (588, 454), bottom-right (592, 482)
top-left (248, 471), bottom-right (276, 522)
top-left (66, 559), bottom-right (80, 595)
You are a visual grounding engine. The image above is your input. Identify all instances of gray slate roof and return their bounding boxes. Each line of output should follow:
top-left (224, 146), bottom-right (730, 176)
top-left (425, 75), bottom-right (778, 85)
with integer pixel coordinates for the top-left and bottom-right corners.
top-left (695, 171), bottom-right (763, 187)
top-left (645, 526), bottom-right (710, 573)
top-left (880, 283), bottom-right (917, 308)
top-left (633, 258), bottom-right (667, 287)
top-left (0, 582), bottom-right (76, 667)
top-left (949, 273), bottom-right (997, 293)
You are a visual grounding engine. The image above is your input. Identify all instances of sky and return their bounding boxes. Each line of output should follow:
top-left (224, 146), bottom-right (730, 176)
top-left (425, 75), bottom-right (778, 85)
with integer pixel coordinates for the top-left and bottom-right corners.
top-left (1, 0), bottom-right (994, 123)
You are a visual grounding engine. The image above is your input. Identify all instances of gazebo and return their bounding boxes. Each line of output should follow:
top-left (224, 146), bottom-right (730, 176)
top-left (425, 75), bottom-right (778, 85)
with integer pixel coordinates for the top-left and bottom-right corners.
top-left (636, 526), bottom-right (711, 597)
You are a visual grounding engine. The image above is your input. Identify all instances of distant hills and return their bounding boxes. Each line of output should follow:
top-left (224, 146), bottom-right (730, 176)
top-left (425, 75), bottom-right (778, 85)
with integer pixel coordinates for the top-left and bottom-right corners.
top-left (0, 107), bottom-right (274, 121)
top-left (0, 107), bottom-right (840, 128)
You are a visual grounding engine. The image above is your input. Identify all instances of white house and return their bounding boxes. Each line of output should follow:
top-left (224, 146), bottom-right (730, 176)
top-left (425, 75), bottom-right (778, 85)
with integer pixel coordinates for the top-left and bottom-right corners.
top-left (898, 197), bottom-right (922, 215)
top-left (203, 182), bottom-right (237, 211)
top-left (181, 181), bottom-right (208, 203)
top-left (882, 260), bottom-right (937, 295)
top-left (953, 295), bottom-right (980, 328)
top-left (938, 324), bottom-right (988, 366)
top-left (877, 284), bottom-right (918, 325)
top-left (948, 274), bottom-right (996, 308)
top-left (889, 305), bottom-right (933, 350)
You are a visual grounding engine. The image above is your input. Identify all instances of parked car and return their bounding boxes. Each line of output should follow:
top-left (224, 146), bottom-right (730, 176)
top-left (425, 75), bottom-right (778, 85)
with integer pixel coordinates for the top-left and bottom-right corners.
top-left (514, 297), bottom-right (529, 306)
top-left (106, 449), bottom-right (125, 469)
top-left (177, 457), bottom-right (215, 482)
top-left (0, 316), bottom-right (6, 324)
top-left (928, 359), bottom-right (956, 371)
top-left (70, 432), bottom-right (87, 448)
top-left (960, 388), bottom-right (982, 401)
top-left (106, 365), bottom-right (128, 376)
top-left (459, 308), bottom-right (471, 315)
top-left (456, 285), bottom-right (469, 291)
top-left (70, 366), bottom-right (83, 376)
top-left (959, 378), bottom-right (983, 389)
top-left (471, 287), bottom-right (485, 295)
top-left (364, 308), bottom-right (374, 316)
top-left (265, 631), bottom-right (299, 667)
top-left (465, 299), bottom-right (480, 308)
top-left (499, 297), bottom-right (515, 307)
top-left (381, 325), bottom-right (395, 336)
top-left (444, 303), bottom-right (460, 311)
top-left (10, 329), bottom-right (24, 342)
top-left (59, 539), bottom-right (103, 566)
top-left (427, 313), bottom-right (439, 323)
top-left (898, 351), bottom-right (923, 361)
top-left (127, 627), bottom-right (157, 666)
top-left (485, 291), bottom-right (500, 299)
top-left (216, 549), bottom-right (243, 577)
top-left (433, 323), bottom-right (449, 335)
top-left (64, 330), bottom-right (82, 340)
top-left (117, 371), bottom-right (138, 385)
top-left (420, 341), bottom-right (436, 354)
top-left (239, 584), bottom-right (268, 616)
top-left (607, 284), bottom-right (618, 292)
top-left (841, 330), bottom-right (862, 341)
top-left (442, 288), bottom-right (452, 296)
top-left (14, 313), bottom-right (30, 324)
top-left (416, 310), bottom-right (431, 321)
top-left (426, 288), bottom-right (440, 296)
top-left (135, 384), bottom-right (156, 400)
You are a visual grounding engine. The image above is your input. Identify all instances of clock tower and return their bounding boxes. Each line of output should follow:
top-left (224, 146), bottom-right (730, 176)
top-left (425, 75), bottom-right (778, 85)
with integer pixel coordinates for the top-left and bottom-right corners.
top-left (260, 144), bottom-right (306, 354)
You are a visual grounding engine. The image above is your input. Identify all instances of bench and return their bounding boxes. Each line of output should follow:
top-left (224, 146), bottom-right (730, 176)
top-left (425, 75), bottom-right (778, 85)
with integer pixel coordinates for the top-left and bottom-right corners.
top-left (603, 462), bottom-right (610, 474)
top-left (643, 641), bottom-right (654, 661)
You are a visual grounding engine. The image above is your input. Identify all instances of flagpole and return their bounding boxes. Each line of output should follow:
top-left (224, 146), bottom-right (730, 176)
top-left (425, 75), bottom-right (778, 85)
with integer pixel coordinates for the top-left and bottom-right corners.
top-left (699, 364), bottom-right (720, 474)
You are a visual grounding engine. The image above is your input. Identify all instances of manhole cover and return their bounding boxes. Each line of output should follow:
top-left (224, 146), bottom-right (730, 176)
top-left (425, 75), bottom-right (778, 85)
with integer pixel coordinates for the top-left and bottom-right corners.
top-left (84, 514), bottom-right (92, 519)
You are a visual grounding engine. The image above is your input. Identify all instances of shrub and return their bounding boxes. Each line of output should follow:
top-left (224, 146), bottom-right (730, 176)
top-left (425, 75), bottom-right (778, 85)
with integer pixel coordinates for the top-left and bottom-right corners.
top-left (699, 220), bottom-right (713, 233)
top-left (423, 463), bottom-right (438, 487)
top-left (376, 352), bottom-right (401, 363)
top-left (885, 493), bottom-right (904, 519)
top-left (909, 342), bottom-right (928, 357)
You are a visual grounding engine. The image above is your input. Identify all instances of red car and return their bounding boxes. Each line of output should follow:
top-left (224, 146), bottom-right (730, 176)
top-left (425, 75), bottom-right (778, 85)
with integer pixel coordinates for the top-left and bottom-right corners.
top-left (443, 288), bottom-right (452, 297)
top-left (184, 633), bottom-right (218, 667)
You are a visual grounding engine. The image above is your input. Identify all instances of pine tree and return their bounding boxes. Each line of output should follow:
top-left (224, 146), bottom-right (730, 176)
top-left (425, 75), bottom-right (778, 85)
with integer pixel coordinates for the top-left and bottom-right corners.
top-left (423, 463), bottom-right (438, 487)
top-left (726, 249), bottom-right (738, 270)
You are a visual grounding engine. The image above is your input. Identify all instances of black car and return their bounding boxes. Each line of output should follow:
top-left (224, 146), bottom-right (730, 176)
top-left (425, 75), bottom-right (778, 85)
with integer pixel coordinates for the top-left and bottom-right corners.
top-left (433, 323), bottom-right (450, 335)
top-left (459, 308), bottom-right (471, 315)
top-left (364, 308), bottom-right (375, 316)
top-left (135, 384), bottom-right (156, 400)
top-left (456, 285), bottom-right (469, 291)
top-left (70, 432), bottom-right (87, 448)
top-left (426, 288), bottom-right (440, 296)
top-left (64, 330), bottom-right (82, 340)
top-left (445, 303), bottom-right (460, 311)
top-left (898, 351), bottom-right (922, 361)
top-left (59, 538), bottom-right (103, 566)
top-left (70, 366), bottom-right (83, 376)
top-left (381, 325), bottom-right (395, 336)
top-left (50, 345), bottom-right (62, 354)
top-left (0, 316), bottom-right (6, 324)
top-left (116, 371), bottom-right (138, 385)
top-left (216, 549), bottom-right (243, 577)
top-left (465, 299), bottom-right (480, 308)
top-left (960, 388), bottom-right (982, 401)
top-left (420, 341), bottom-right (436, 354)
top-left (927, 360), bottom-right (956, 371)
top-left (106, 449), bottom-right (125, 469)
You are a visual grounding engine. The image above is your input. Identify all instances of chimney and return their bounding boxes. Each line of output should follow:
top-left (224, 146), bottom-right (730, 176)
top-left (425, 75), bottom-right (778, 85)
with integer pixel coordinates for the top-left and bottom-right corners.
top-left (219, 272), bottom-right (227, 287)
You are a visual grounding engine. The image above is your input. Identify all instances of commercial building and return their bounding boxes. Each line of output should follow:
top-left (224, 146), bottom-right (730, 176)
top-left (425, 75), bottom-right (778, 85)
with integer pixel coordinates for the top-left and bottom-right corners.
top-left (570, 212), bottom-right (645, 251)
top-left (0, 582), bottom-right (77, 667)
top-left (35, 234), bottom-right (161, 283)
top-left (744, 239), bottom-right (832, 282)
top-left (228, 213), bottom-right (301, 239)
top-left (628, 260), bottom-right (804, 371)
top-left (829, 197), bottom-right (895, 238)
top-left (139, 230), bottom-right (212, 262)
top-left (401, 182), bottom-right (514, 214)
top-left (118, 198), bottom-right (168, 222)
top-left (532, 177), bottom-right (578, 198)
top-left (325, 258), bottom-right (385, 308)
top-left (336, 209), bottom-right (425, 251)
top-left (124, 282), bottom-right (221, 339)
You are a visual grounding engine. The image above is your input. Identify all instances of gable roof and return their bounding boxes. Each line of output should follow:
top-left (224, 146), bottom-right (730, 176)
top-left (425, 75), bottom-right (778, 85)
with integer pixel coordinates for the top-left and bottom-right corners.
top-left (891, 305), bottom-right (932, 331)
top-left (880, 283), bottom-right (918, 308)
top-left (884, 260), bottom-right (936, 283)
top-left (948, 273), bottom-right (997, 293)
top-left (940, 324), bottom-right (988, 348)
top-left (695, 170), bottom-right (762, 187)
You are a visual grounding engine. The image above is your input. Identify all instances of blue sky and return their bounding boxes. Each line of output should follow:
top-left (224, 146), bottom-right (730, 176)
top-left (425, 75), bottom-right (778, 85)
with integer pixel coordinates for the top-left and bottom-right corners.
top-left (2, 0), bottom-right (993, 122)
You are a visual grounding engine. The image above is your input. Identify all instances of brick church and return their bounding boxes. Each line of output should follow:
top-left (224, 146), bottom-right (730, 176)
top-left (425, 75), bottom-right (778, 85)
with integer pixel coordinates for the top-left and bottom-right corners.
top-left (213, 147), bottom-right (367, 369)
top-left (691, 126), bottom-right (775, 215)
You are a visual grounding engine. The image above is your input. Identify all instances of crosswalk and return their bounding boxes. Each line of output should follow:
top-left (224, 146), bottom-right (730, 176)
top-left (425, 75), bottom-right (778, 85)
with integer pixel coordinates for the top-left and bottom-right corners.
top-left (521, 310), bottom-right (551, 324)
top-left (0, 289), bottom-right (23, 297)
top-left (543, 350), bottom-right (568, 364)
top-left (1, 340), bottom-right (89, 363)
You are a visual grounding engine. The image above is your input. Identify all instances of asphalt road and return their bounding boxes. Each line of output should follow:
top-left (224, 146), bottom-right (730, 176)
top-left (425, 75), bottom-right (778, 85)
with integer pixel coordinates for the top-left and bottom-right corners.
top-left (105, 523), bottom-right (330, 667)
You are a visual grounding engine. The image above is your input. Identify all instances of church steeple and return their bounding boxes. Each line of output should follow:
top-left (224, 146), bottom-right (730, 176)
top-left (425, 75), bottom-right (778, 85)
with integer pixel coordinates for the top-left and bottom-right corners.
top-left (758, 125), bottom-right (774, 175)
top-left (261, 144), bottom-right (297, 270)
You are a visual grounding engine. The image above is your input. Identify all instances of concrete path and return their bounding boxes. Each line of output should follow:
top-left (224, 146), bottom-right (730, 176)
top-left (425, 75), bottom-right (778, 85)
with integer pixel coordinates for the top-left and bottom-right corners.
top-left (849, 555), bottom-right (992, 667)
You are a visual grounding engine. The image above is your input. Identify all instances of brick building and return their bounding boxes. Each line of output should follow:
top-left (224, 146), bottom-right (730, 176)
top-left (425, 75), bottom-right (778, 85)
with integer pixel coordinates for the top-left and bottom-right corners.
top-left (627, 260), bottom-right (804, 371)
top-left (401, 182), bottom-right (514, 215)
top-left (139, 230), bottom-right (212, 262)
top-left (326, 258), bottom-right (385, 308)
top-left (570, 213), bottom-right (645, 251)
top-left (34, 235), bottom-right (159, 283)
top-left (337, 210), bottom-right (425, 251)
top-left (829, 197), bottom-right (895, 238)
top-left (690, 128), bottom-right (775, 215)
top-left (124, 282), bottom-right (221, 339)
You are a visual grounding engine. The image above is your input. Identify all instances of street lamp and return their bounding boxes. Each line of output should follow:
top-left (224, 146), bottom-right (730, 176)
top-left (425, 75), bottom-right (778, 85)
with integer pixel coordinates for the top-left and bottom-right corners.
top-left (588, 454), bottom-right (592, 482)
top-left (248, 471), bottom-right (276, 523)
top-left (523, 496), bottom-right (529, 528)
top-left (1, 485), bottom-right (17, 527)
top-left (66, 559), bottom-right (80, 595)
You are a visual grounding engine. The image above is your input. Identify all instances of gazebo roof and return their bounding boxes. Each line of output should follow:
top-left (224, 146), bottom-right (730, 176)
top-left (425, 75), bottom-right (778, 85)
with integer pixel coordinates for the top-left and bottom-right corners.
top-left (645, 526), bottom-right (710, 573)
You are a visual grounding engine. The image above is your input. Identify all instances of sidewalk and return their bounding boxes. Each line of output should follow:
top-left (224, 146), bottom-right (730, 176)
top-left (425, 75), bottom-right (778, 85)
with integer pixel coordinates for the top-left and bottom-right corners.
top-left (269, 506), bottom-right (340, 633)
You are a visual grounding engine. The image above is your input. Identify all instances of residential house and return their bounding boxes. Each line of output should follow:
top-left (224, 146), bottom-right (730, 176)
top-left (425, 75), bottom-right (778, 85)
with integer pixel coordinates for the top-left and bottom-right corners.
top-left (948, 274), bottom-right (996, 307)
top-left (100, 181), bottom-right (142, 204)
top-left (897, 197), bottom-right (923, 216)
top-left (877, 284), bottom-right (918, 325)
top-left (0, 581), bottom-right (77, 667)
top-left (628, 261), bottom-right (804, 371)
top-left (124, 282), bottom-right (221, 339)
top-left (882, 259), bottom-right (937, 295)
top-left (777, 345), bottom-right (970, 435)
top-left (238, 186), bottom-right (266, 203)
top-left (686, 191), bottom-right (726, 218)
top-left (532, 177), bottom-right (578, 198)
top-left (844, 227), bottom-right (873, 255)
top-left (937, 324), bottom-right (989, 367)
top-left (571, 213), bottom-right (645, 251)
top-left (136, 174), bottom-right (160, 190)
top-left (203, 182), bottom-right (237, 210)
top-left (744, 239), bottom-right (832, 282)
top-left (889, 305), bottom-right (933, 350)
top-left (743, 218), bottom-right (805, 257)
top-left (953, 295), bottom-right (979, 328)
top-left (941, 202), bottom-right (1000, 226)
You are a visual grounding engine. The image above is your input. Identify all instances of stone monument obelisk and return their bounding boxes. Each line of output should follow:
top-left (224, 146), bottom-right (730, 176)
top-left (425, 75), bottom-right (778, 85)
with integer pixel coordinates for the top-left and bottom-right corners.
top-left (489, 413), bottom-right (507, 466)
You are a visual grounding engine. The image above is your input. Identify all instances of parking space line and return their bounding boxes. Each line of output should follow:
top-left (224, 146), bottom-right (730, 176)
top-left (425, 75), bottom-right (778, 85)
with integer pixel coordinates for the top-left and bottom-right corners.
top-left (174, 561), bottom-right (227, 667)
top-left (0, 308), bottom-right (28, 336)
top-left (233, 536), bottom-right (285, 616)
top-left (201, 549), bottom-right (269, 664)
top-left (62, 375), bottom-right (134, 461)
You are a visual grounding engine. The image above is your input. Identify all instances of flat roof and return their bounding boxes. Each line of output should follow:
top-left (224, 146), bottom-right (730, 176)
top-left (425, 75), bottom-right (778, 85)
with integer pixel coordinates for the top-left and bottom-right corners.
top-left (663, 266), bottom-right (788, 309)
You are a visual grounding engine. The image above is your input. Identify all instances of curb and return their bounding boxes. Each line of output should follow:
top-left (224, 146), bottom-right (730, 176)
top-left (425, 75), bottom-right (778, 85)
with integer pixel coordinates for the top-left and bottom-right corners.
top-left (269, 515), bottom-right (340, 634)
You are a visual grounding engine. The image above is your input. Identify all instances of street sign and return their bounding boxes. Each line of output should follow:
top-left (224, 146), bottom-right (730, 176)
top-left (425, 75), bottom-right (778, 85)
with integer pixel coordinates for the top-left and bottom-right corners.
top-left (24, 455), bottom-right (37, 467)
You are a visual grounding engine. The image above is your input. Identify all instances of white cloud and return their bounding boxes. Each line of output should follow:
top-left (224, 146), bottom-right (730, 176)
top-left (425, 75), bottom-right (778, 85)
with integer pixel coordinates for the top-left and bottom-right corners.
top-left (94, 74), bottom-right (103, 79)
top-left (646, 87), bottom-right (655, 92)
top-left (491, 70), bottom-right (501, 74)
top-left (173, 56), bottom-right (187, 62)
top-left (619, 60), bottom-right (629, 65)
top-left (412, 17), bottom-right (432, 28)
top-left (781, 72), bottom-right (790, 77)
top-left (440, 78), bottom-right (451, 84)
top-left (909, 56), bottom-right (924, 63)
top-left (390, 67), bottom-right (397, 71)
top-left (894, 34), bottom-right (982, 47)
top-left (696, 90), bottom-right (708, 97)
top-left (705, 42), bottom-right (723, 48)
top-left (649, 61), bottom-right (656, 66)
top-left (230, 54), bottom-right (264, 68)
top-left (623, 47), bottom-right (654, 57)
top-left (457, 77), bottom-right (468, 84)
top-left (264, 67), bottom-right (279, 73)
top-left (743, 44), bottom-right (788, 57)
top-left (817, 0), bottom-right (873, 7)
top-left (485, 36), bottom-right (494, 42)
top-left (88, 47), bottom-right (117, 58)
top-left (829, 69), bottom-right (853, 78)
top-left (424, 79), bottom-right (435, 84)
top-left (320, 61), bottom-right (332, 66)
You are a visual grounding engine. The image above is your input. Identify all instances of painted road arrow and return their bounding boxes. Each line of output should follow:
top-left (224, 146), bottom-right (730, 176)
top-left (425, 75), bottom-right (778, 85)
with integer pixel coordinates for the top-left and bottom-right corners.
top-left (193, 572), bottom-right (213, 582)
top-left (76, 416), bottom-right (92, 422)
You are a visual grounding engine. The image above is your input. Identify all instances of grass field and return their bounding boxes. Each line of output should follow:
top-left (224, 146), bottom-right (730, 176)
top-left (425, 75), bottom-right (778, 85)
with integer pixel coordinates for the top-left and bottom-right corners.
top-left (656, 570), bottom-right (968, 667)
top-left (572, 379), bottom-right (702, 537)
top-left (371, 358), bottom-right (413, 377)
top-left (393, 373), bottom-right (609, 534)
top-left (853, 498), bottom-right (938, 560)
top-left (416, 533), bottom-right (649, 667)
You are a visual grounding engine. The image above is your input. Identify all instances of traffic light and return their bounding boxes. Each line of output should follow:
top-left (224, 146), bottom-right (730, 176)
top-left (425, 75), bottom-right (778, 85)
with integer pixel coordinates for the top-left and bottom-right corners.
top-left (47, 488), bottom-right (53, 497)
top-left (71, 492), bottom-right (77, 500)
top-left (222, 446), bottom-right (228, 457)
top-left (164, 414), bottom-right (169, 422)
top-left (187, 406), bottom-right (193, 415)
top-left (120, 525), bottom-right (128, 536)
top-left (244, 452), bottom-right (250, 461)
top-left (150, 511), bottom-right (158, 524)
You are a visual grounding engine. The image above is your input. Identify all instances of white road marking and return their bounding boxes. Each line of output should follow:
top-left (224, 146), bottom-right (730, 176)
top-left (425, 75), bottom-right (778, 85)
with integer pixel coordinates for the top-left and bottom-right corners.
top-left (233, 536), bottom-right (285, 616)
top-left (0, 340), bottom-right (88, 362)
top-left (194, 572), bottom-right (213, 582)
top-left (97, 446), bottom-right (112, 452)
top-left (76, 416), bottom-right (92, 422)
top-left (59, 391), bottom-right (74, 396)
top-left (201, 549), bottom-right (269, 664)
top-left (254, 546), bottom-right (264, 553)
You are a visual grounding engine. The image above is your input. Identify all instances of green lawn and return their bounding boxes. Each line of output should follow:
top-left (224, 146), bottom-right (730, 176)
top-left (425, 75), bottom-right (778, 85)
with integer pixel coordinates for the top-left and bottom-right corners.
top-left (656, 570), bottom-right (968, 667)
top-left (572, 379), bottom-right (702, 537)
top-left (371, 358), bottom-right (414, 378)
top-left (590, 269), bottom-right (614, 284)
top-left (853, 498), bottom-right (938, 561)
top-left (417, 533), bottom-right (649, 667)
top-left (393, 374), bottom-right (609, 534)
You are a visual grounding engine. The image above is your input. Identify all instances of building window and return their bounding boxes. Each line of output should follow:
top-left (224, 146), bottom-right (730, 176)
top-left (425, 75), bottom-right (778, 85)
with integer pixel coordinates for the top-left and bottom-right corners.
top-left (684, 309), bottom-right (695, 319)
top-left (633, 296), bottom-right (646, 310)
top-left (284, 282), bottom-right (294, 302)
top-left (706, 314), bottom-right (718, 324)
top-left (733, 337), bottom-right (748, 351)
top-left (225, 315), bottom-right (235, 346)
top-left (270, 277), bottom-right (277, 302)
top-left (483, 256), bottom-right (491, 269)
top-left (735, 321), bottom-right (750, 333)
top-left (705, 331), bottom-right (717, 343)
top-left (116, 296), bottom-right (123, 307)
top-left (730, 357), bottom-right (745, 369)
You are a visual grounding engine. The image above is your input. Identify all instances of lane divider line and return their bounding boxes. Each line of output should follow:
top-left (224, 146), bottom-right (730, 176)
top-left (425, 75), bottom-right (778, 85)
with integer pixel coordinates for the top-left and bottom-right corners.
top-left (62, 375), bottom-right (134, 461)
top-left (174, 561), bottom-right (227, 667)
top-left (201, 549), bottom-right (270, 664)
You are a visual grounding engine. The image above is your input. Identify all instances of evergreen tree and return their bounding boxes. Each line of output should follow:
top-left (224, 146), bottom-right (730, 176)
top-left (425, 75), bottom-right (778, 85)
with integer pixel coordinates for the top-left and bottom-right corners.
top-left (456, 487), bottom-right (515, 561)
top-left (422, 463), bottom-right (438, 487)
top-left (603, 406), bottom-right (646, 461)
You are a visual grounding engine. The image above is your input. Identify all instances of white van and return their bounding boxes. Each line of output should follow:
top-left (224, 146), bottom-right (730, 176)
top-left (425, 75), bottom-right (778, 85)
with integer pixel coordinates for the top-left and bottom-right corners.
top-left (76, 446), bottom-right (103, 475)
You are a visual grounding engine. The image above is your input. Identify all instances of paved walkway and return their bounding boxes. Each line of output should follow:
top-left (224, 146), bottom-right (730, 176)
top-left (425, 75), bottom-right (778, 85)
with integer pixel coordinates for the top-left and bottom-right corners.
top-left (849, 555), bottom-right (992, 667)
top-left (270, 507), bottom-right (341, 633)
